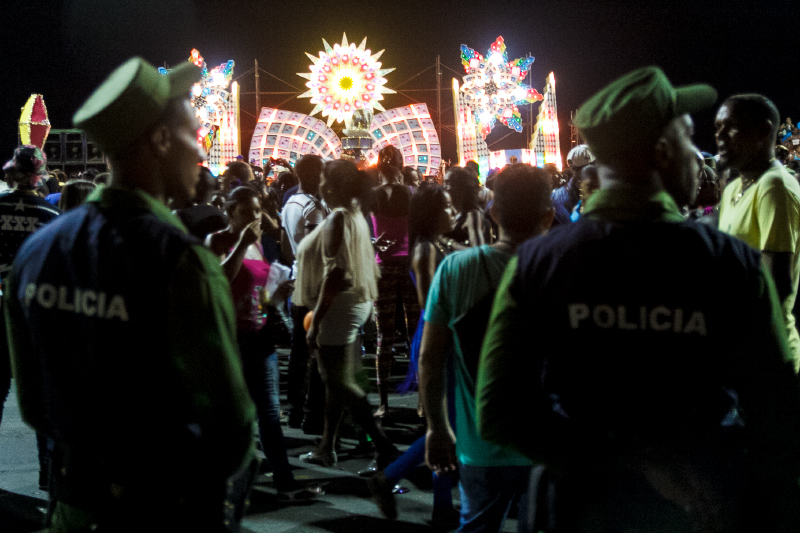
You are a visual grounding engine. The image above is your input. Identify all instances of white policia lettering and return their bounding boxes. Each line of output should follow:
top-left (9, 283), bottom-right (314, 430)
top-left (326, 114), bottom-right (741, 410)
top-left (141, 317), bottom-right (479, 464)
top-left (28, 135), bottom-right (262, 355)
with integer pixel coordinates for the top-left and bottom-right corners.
top-left (567, 303), bottom-right (707, 336)
top-left (23, 283), bottom-right (130, 322)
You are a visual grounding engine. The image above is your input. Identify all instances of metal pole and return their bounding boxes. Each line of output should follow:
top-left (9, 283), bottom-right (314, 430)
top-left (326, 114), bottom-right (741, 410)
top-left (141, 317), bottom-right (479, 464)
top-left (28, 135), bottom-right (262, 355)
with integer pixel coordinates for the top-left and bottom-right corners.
top-left (254, 59), bottom-right (261, 119)
top-left (436, 55), bottom-right (442, 137)
top-left (528, 53), bottom-right (534, 145)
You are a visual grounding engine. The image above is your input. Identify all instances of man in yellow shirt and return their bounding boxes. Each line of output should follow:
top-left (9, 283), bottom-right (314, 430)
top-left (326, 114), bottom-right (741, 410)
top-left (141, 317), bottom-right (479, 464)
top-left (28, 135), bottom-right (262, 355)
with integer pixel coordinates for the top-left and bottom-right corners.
top-left (717, 94), bottom-right (800, 371)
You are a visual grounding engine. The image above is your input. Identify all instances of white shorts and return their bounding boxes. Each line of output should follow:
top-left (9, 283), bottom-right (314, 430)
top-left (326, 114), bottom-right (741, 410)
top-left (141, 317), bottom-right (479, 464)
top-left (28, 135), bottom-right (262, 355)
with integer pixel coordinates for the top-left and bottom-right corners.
top-left (317, 291), bottom-right (373, 346)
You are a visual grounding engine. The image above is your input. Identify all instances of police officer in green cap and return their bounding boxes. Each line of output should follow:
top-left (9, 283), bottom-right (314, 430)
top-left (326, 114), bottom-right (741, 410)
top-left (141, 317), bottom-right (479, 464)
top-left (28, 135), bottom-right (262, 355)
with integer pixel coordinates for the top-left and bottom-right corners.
top-left (476, 67), bottom-right (800, 531)
top-left (5, 57), bottom-right (256, 531)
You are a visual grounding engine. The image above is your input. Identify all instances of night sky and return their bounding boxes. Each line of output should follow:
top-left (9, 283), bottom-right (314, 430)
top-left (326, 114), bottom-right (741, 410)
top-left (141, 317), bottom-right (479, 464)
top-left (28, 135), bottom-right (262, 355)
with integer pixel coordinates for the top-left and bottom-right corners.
top-left (2, 0), bottom-right (794, 166)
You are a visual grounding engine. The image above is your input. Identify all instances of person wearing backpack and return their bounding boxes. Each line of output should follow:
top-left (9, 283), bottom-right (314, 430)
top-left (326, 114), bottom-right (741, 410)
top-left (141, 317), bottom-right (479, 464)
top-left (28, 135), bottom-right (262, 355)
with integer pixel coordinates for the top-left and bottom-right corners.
top-left (420, 164), bottom-right (554, 533)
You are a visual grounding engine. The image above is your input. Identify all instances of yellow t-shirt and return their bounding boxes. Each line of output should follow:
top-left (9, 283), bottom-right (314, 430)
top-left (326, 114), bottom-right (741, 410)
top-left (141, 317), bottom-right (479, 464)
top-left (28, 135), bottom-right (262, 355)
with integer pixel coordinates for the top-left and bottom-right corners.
top-left (719, 164), bottom-right (800, 370)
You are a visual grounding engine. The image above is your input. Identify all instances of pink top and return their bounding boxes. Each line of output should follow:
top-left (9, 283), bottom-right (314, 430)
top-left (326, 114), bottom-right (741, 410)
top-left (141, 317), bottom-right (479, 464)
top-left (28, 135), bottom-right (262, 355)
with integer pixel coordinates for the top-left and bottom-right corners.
top-left (230, 246), bottom-right (270, 332)
top-left (371, 213), bottom-right (409, 264)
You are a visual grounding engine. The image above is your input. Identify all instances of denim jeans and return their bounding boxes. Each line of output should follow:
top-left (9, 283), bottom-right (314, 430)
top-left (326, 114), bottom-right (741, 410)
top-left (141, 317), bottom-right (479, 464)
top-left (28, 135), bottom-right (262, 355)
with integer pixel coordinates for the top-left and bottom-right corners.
top-left (238, 329), bottom-right (294, 491)
top-left (458, 464), bottom-right (531, 533)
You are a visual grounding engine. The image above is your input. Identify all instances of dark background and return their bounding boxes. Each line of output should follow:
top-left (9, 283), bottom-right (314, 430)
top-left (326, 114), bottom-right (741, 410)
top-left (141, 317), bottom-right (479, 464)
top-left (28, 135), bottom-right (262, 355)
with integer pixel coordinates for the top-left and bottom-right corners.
top-left (2, 0), bottom-right (796, 167)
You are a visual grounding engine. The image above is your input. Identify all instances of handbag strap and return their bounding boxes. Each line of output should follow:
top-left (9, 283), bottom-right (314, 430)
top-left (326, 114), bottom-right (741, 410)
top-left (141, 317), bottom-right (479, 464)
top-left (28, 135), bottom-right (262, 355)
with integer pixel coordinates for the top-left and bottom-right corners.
top-left (478, 247), bottom-right (496, 291)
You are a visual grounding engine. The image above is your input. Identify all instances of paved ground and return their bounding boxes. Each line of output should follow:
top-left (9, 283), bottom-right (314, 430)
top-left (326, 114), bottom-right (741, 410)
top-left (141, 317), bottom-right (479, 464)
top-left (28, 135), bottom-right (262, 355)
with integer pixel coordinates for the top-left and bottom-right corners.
top-left (0, 348), bottom-right (521, 532)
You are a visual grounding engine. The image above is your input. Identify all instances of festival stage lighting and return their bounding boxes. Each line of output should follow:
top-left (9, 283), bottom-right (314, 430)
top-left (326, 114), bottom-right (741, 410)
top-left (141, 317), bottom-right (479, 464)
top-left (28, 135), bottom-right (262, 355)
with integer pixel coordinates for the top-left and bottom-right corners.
top-left (365, 103), bottom-right (441, 176)
top-left (488, 149), bottom-right (535, 169)
top-left (452, 78), bottom-right (490, 172)
top-left (248, 103), bottom-right (441, 176)
top-left (248, 108), bottom-right (343, 166)
top-left (530, 72), bottom-right (562, 170)
top-left (298, 34), bottom-right (395, 127)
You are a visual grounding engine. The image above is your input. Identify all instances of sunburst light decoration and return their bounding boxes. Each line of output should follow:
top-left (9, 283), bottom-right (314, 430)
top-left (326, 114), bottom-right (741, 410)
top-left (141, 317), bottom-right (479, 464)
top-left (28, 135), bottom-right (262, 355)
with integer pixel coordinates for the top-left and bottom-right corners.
top-left (460, 36), bottom-right (543, 138)
top-left (298, 34), bottom-right (395, 127)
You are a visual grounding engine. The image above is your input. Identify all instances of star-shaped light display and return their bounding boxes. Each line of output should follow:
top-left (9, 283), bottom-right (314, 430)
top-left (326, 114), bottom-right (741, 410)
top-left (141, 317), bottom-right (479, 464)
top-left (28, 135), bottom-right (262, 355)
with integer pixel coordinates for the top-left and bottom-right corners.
top-left (298, 34), bottom-right (395, 127)
top-left (161, 49), bottom-right (235, 154)
top-left (460, 36), bottom-right (543, 138)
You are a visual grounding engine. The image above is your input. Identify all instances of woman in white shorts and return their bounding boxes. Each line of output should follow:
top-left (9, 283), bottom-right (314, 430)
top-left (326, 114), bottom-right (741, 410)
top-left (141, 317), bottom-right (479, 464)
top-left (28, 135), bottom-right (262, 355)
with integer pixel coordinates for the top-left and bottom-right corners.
top-left (294, 159), bottom-right (397, 468)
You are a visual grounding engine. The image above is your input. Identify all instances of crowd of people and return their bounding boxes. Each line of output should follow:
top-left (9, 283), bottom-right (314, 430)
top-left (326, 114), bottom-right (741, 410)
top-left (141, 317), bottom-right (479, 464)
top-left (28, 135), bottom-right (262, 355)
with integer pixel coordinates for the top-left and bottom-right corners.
top-left (1, 57), bottom-right (800, 533)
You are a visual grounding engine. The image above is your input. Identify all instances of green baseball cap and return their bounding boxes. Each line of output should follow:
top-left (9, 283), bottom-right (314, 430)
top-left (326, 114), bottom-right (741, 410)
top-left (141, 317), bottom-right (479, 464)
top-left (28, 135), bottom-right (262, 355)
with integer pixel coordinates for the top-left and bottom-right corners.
top-left (73, 57), bottom-right (201, 157)
top-left (574, 66), bottom-right (717, 162)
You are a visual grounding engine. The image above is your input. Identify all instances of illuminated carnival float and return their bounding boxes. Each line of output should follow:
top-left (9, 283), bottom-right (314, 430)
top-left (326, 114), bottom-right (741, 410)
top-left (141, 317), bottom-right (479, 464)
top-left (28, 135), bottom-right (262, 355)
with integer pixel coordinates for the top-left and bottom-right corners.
top-left (453, 36), bottom-right (561, 177)
top-left (246, 34), bottom-right (557, 178)
top-left (248, 34), bottom-right (442, 176)
top-left (160, 49), bottom-right (240, 176)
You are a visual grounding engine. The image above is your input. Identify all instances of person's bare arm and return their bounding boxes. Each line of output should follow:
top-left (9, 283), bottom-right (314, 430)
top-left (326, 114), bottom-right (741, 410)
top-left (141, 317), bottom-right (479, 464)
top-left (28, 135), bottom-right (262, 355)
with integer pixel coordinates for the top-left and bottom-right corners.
top-left (261, 211), bottom-right (281, 241)
top-left (465, 209), bottom-right (486, 246)
top-left (207, 222), bottom-right (261, 282)
top-left (411, 242), bottom-right (438, 309)
top-left (419, 322), bottom-right (457, 474)
top-left (280, 229), bottom-right (295, 265)
top-left (762, 251), bottom-right (793, 304)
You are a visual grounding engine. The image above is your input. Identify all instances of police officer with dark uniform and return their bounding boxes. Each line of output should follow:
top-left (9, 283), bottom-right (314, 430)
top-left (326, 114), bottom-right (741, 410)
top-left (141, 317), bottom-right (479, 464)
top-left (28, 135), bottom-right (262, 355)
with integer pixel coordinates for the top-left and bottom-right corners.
top-left (476, 67), bottom-right (800, 532)
top-left (5, 57), bottom-right (256, 531)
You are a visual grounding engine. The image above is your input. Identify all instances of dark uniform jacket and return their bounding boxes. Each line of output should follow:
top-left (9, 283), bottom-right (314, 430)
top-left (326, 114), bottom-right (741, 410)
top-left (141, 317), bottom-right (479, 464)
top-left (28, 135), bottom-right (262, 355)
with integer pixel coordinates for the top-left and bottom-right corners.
top-left (5, 187), bottom-right (255, 508)
top-left (477, 186), bottom-right (800, 530)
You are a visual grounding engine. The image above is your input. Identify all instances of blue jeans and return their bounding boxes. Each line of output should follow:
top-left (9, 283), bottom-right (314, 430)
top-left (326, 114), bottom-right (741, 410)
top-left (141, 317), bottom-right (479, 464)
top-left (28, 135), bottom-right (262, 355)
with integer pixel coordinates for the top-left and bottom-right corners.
top-left (239, 330), bottom-right (294, 491)
top-left (458, 464), bottom-right (531, 533)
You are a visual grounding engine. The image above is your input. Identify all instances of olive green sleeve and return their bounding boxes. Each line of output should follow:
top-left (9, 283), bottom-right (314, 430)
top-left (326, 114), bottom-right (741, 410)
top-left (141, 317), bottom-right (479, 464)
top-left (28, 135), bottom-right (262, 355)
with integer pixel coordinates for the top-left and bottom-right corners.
top-left (476, 257), bottom-right (533, 456)
top-left (167, 245), bottom-right (256, 478)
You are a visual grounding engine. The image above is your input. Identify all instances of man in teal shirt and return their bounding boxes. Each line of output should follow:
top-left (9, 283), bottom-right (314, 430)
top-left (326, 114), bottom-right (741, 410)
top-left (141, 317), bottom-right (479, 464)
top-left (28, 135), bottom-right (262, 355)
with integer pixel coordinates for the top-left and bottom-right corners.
top-left (5, 57), bottom-right (256, 532)
top-left (477, 67), bottom-right (800, 532)
top-left (420, 164), bottom-right (554, 532)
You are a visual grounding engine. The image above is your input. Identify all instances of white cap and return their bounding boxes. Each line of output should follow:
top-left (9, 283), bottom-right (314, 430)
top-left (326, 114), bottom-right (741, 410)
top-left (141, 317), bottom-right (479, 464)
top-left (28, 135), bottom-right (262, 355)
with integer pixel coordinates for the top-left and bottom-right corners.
top-left (567, 144), bottom-right (595, 168)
